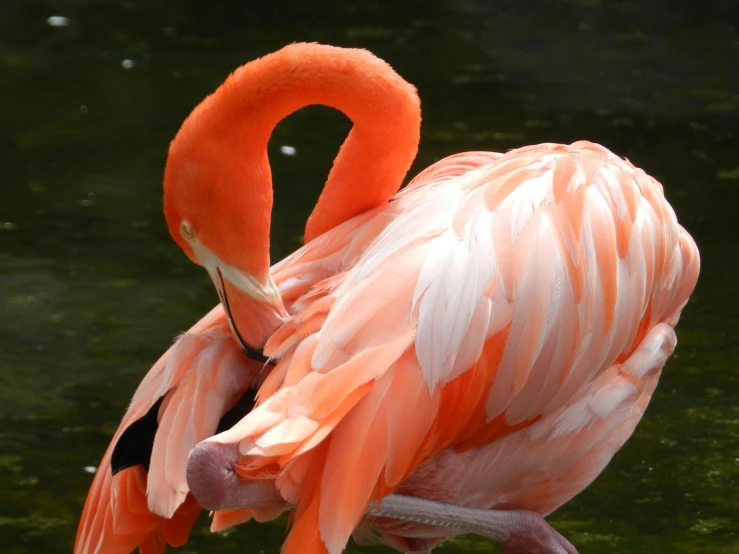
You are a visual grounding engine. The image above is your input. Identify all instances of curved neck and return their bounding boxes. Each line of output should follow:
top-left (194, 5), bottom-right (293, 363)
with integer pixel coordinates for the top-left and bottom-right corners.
top-left (165, 43), bottom-right (421, 281)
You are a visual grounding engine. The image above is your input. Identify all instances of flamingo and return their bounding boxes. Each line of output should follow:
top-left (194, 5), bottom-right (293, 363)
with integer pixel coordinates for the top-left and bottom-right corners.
top-left (75, 43), bottom-right (700, 554)
top-left (75, 41), bottom-right (423, 554)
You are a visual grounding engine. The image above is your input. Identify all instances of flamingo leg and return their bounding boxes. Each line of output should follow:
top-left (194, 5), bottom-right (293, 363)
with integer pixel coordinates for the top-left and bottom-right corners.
top-left (368, 495), bottom-right (578, 554)
top-left (188, 443), bottom-right (576, 553)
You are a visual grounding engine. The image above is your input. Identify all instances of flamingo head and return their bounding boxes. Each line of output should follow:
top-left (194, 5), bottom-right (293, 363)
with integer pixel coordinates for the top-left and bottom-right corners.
top-left (162, 130), bottom-right (287, 354)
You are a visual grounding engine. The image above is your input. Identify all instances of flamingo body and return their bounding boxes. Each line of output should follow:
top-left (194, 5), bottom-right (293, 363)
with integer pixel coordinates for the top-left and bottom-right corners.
top-left (75, 43), bottom-right (700, 554)
top-left (202, 141), bottom-right (699, 553)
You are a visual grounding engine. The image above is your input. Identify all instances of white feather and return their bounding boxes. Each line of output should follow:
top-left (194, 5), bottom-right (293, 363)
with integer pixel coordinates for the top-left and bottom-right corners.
top-left (414, 207), bottom-right (496, 390)
top-left (504, 169), bottom-right (553, 242)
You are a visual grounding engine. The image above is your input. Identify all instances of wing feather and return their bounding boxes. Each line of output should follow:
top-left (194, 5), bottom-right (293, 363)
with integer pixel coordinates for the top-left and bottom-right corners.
top-left (75, 308), bottom-right (260, 554)
top-left (206, 143), bottom-right (699, 554)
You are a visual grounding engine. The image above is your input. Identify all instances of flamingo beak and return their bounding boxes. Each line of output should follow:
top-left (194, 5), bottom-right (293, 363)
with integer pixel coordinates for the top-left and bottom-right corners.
top-left (178, 226), bottom-right (286, 361)
top-left (213, 268), bottom-right (287, 364)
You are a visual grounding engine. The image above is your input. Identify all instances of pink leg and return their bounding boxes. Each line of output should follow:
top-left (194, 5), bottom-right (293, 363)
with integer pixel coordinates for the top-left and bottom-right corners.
top-left (188, 443), bottom-right (577, 553)
top-left (367, 495), bottom-right (578, 554)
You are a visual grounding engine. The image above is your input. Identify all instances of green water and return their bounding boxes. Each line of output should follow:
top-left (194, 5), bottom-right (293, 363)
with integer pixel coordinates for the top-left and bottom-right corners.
top-left (1, 1), bottom-right (737, 553)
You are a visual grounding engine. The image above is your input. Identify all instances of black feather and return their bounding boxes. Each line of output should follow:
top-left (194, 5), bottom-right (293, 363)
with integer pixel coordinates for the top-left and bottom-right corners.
top-left (111, 396), bottom-right (164, 476)
top-left (109, 388), bottom-right (259, 476)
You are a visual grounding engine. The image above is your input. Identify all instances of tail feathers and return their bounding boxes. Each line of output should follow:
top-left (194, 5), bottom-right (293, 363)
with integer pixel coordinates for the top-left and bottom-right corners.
top-left (160, 493), bottom-right (201, 547)
top-left (75, 464), bottom-right (158, 554)
top-left (76, 463), bottom-right (203, 554)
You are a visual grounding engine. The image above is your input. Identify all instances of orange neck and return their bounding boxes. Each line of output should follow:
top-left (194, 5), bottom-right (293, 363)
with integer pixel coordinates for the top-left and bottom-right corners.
top-left (164, 43), bottom-right (421, 282)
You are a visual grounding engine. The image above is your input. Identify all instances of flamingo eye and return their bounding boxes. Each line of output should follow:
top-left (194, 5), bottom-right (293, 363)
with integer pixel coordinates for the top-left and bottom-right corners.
top-left (180, 220), bottom-right (195, 241)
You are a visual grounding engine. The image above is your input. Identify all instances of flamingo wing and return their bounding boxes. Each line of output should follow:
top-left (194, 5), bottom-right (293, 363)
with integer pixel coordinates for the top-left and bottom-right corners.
top-left (74, 306), bottom-right (264, 554)
top-left (208, 142), bottom-right (699, 554)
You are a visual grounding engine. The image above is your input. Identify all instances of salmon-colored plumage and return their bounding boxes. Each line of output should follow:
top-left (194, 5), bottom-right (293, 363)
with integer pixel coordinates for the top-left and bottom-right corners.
top-left (206, 141), bottom-right (699, 554)
top-left (74, 307), bottom-right (265, 554)
top-left (76, 43), bottom-right (699, 554)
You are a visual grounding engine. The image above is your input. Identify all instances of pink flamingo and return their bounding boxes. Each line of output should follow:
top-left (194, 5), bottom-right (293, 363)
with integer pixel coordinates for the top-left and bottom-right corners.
top-left (76, 43), bottom-right (699, 554)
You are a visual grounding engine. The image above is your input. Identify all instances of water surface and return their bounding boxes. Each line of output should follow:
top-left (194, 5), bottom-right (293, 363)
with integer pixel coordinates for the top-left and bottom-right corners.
top-left (1, 1), bottom-right (737, 552)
